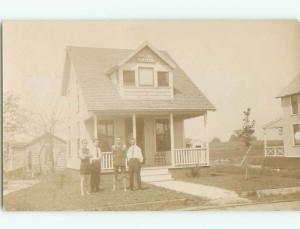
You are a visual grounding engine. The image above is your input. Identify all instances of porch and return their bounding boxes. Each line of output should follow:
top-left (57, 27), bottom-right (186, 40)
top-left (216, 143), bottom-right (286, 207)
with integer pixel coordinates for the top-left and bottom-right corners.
top-left (84, 111), bottom-right (210, 171)
top-left (263, 118), bottom-right (285, 157)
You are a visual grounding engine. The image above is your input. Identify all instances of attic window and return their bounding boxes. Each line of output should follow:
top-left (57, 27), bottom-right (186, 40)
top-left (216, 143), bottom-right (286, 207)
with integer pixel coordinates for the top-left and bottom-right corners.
top-left (291, 94), bottom-right (299, 114)
top-left (157, 71), bottom-right (169, 87)
top-left (139, 67), bottom-right (154, 86)
top-left (123, 70), bottom-right (135, 87)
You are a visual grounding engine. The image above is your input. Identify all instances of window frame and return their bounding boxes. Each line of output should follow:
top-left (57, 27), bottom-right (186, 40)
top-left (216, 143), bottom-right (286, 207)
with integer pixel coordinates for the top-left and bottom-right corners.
top-left (291, 94), bottom-right (300, 115)
top-left (123, 70), bottom-right (136, 87)
top-left (292, 123), bottom-right (300, 146)
top-left (157, 71), bottom-right (170, 87)
top-left (97, 120), bottom-right (114, 152)
top-left (155, 119), bottom-right (171, 152)
top-left (138, 67), bottom-right (154, 87)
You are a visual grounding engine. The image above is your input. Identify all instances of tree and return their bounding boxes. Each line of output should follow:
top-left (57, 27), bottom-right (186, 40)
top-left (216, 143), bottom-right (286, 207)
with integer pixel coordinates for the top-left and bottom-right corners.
top-left (236, 108), bottom-right (256, 179)
top-left (3, 91), bottom-right (25, 141)
top-left (211, 137), bottom-right (222, 144)
top-left (24, 96), bottom-right (67, 173)
top-left (3, 91), bottom-right (27, 176)
top-left (236, 108), bottom-right (256, 147)
top-left (229, 134), bottom-right (239, 142)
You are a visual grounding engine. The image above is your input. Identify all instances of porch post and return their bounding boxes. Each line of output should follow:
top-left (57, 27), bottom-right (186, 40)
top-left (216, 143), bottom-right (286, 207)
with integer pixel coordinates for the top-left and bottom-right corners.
top-left (263, 129), bottom-right (267, 156)
top-left (132, 113), bottom-right (136, 140)
top-left (204, 112), bottom-right (209, 165)
top-left (169, 113), bottom-right (175, 167)
top-left (93, 115), bottom-right (98, 139)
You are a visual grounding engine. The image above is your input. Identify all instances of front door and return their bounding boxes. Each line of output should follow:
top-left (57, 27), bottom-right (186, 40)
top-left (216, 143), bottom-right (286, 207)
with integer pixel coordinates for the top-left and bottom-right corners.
top-left (155, 119), bottom-right (171, 166)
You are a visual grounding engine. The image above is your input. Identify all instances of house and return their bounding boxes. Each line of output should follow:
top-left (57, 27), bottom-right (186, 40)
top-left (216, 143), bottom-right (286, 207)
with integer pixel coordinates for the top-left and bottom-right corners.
top-left (3, 141), bottom-right (27, 175)
top-left (263, 74), bottom-right (300, 157)
top-left (3, 133), bottom-right (66, 178)
top-left (61, 42), bottom-right (215, 171)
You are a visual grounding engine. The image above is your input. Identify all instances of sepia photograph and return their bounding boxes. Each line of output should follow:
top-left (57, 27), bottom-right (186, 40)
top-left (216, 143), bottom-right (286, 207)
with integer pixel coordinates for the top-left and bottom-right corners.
top-left (2, 20), bottom-right (300, 211)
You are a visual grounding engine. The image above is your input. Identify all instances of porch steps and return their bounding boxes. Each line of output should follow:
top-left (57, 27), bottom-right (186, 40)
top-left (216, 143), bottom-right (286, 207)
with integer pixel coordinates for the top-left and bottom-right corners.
top-left (141, 167), bottom-right (173, 183)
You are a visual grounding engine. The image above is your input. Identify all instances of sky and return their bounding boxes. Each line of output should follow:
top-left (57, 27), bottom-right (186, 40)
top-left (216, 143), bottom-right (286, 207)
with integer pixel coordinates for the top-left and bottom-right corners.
top-left (3, 20), bottom-right (300, 141)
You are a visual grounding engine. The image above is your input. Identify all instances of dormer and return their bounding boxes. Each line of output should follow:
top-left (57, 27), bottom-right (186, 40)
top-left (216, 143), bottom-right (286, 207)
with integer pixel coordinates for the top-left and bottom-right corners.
top-left (107, 42), bottom-right (176, 100)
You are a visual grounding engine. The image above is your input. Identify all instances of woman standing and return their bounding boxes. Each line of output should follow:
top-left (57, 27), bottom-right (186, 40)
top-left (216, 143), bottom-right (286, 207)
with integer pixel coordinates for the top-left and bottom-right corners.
top-left (111, 137), bottom-right (127, 191)
top-left (79, 139), bottom-right (91, 196)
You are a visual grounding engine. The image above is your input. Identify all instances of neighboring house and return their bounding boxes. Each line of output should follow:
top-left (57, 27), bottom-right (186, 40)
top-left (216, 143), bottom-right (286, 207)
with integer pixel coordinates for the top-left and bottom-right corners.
top-left (61, 42), bottom-right (215, 170)
top-left (263, 74), bottom-right (300, 157)
top-left (3, 133), bottom-right (67, 177)
top-left (3, 141), bottom-right (27, 174)
top-left (25, 133), bottom-right (67, 175)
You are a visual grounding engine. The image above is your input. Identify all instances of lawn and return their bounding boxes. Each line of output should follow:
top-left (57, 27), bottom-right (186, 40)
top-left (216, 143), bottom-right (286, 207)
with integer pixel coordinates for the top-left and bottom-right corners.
top-left (171, 165), bottom-right (300, 194)
top-left (4, 169), bottom-right (206, 211)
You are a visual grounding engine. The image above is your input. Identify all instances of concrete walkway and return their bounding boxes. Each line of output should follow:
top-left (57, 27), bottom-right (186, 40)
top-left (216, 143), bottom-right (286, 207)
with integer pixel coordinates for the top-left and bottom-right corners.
top-left (151, 180), bottom-right (250, 205)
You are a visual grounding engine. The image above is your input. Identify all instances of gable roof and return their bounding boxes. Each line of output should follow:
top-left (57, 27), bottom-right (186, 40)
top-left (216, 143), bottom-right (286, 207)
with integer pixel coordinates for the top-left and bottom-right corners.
top-left (107, 42), bottom-right (176, 74)
top-left (61, 44), bottom-right (216, 112)
top-left (277, 74), bottom-right (300, 98)
top-left (25, 133), bottom-right (66, 147)
top-left (262, 118), bottom-right (283, 130)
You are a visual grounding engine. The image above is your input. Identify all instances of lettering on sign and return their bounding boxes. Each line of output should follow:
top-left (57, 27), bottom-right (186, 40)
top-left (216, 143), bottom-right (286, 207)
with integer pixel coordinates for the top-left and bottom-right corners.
top-left (136, 54), bottom-right (155, 63)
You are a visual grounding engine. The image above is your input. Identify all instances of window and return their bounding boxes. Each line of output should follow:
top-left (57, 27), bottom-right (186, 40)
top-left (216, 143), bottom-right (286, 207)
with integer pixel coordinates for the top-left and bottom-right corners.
top-left (77, 122), bottom-right (80, 156)
top-left (139, 67), bottom-right (154, 86)
top-left (155, 119), bottom-right (170, 152)
top-left (291, 94), bottom-right (299, 114)
top-left (97, 120), bottom-right (114, 151)
top-left (157, 71), bottom-right (169, 87)
top-left (293, 124), bottom-right (300, 146)
top-left (123, 70), bottom-right (135, 87)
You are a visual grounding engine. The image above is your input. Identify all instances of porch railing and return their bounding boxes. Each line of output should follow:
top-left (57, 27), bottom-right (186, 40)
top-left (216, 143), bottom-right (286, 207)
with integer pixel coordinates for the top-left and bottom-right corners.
top-left (264, 146), bottom-right (285, 157)
top-left (174, 148), bottom-right (208, 167)
top-left (100, 149), bottom-right (209, 170)
top-left (101, 152), bottom-right (113, 170)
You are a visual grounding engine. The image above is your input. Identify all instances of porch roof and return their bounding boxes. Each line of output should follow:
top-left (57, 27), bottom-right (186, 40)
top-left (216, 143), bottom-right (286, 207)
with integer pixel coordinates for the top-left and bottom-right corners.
top-left (262, 118), bottom-right (283, 130)
top-left (61, 46), bottom-right (216, 112)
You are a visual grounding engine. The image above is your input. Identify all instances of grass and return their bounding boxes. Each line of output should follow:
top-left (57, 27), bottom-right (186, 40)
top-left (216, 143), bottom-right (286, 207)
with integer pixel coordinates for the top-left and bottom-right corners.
top-left (171, 165), bottom-right (300, 194)
top-left (3, 169), bottom-right (206, 211)
top-left (209, 140), bottom-right (283, 166)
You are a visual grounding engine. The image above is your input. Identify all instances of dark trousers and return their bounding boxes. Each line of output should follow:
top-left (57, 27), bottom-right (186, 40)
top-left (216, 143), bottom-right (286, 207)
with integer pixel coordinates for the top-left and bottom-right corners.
top-left (90, 160), bottom-right (101, 192)
top-left (128, 159), bottom-right (141, 190)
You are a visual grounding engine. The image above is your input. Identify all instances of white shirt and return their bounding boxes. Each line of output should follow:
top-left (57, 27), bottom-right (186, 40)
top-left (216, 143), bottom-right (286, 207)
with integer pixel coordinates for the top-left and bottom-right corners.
top-left (126, 145), bottom-right (143, 162)
top-left (91, 146), bottom-right (101, 161)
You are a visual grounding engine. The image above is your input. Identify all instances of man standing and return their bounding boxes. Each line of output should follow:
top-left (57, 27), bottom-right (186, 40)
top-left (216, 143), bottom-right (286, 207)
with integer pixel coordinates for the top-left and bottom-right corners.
top-left (126, 138), bottom-right (143, 191)
top-left (90, 139), bottom-right (101, 192)
top-left (112, 137), bottom-right (127, 191)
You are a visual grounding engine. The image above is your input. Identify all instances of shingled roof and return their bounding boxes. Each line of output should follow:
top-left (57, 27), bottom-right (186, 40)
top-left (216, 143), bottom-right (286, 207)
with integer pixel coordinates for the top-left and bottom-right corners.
top-left (61, 44), bottom-right (215, 112)
top-left (277, 74), bottom-right (300, 98)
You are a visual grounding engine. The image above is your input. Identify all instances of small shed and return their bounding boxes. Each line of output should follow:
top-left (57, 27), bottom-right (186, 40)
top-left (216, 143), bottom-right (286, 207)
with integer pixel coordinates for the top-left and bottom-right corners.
top-left (25, 133), bottom-right (67, 176)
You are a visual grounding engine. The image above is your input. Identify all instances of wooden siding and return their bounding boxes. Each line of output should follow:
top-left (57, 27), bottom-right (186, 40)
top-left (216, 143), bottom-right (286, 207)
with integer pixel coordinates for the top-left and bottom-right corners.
top-left (174, 118), bottom-right (184, 148)
top-left (144, 117), bottom-right (156, 166)
top-left (120, 87), bottom-right (172, 100)
top-left (114, 118), bottom-right (126, 142)
top-left (27, 139), bottom-right (67, 174)
top-left (281, 96), bottom-right (300, 157)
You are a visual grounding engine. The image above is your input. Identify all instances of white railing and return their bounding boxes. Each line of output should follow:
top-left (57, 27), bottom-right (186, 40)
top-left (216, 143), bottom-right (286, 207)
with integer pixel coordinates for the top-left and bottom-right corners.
top-left (174, 148), bottom-right (208, 167)
top-left (264, 146), bottom-right (285, 157)
top-left (101, 152), bottom-right (113, 170)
